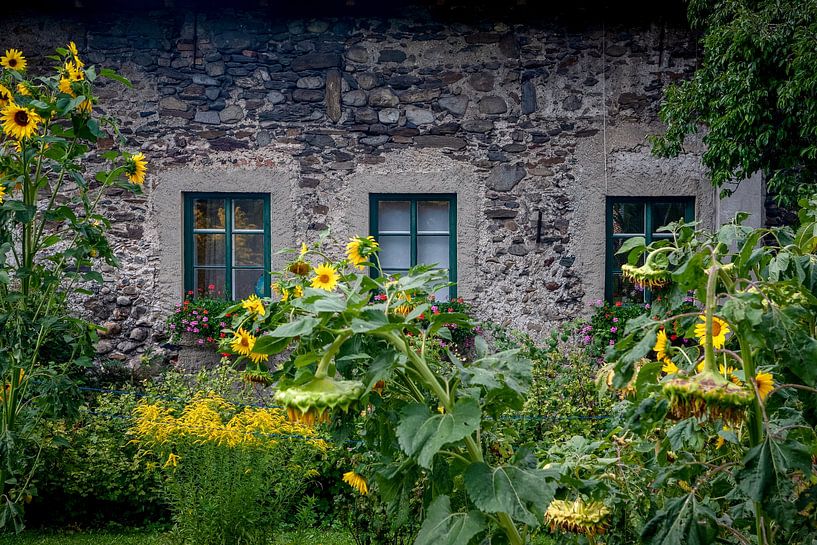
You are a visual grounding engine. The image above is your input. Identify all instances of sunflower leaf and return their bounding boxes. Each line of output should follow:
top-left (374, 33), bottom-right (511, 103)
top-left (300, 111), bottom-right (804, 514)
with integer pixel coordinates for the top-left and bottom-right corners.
top-left (414, 495), bottom-right (485, 545)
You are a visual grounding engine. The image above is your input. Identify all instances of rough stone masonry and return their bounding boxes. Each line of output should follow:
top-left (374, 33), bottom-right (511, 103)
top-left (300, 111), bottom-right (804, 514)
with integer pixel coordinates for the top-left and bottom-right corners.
top-left (2, 3), bottom-right (726, 366)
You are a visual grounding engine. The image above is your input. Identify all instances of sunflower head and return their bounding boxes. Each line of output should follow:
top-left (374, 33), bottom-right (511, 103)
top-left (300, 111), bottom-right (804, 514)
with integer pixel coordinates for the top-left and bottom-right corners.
top-left (241, 294), bottom-right (266, 317)
top-left (693, 314), bottom-right (730, 349)
top-left (288, 259), bottom-right (311, 276)
top-left (0, 85), bottom-right (11, 107)
top-left (311, 263), bottom-right (340, 292)
top-left (58, 77), bottom-right (75, 97)
top-left (1, 103), bottom-right (42, 140)
top-left (0, 185), bottom-right (6, 204)
top-left (1, 49), bottom-right (27, 72)
top-left (754, 372), bottom-right (774, 401)
top-left (230, 327), bottom-right (256, 357)
top-left (125, 152), bottom-right (148, 185)
top-left (242, 366), bottom-right (274, 386)
top-left (621, 261), bottom-right (671, 290)
top-left (64, 60), bottom-right (84, 82)
top-left (16, 83), bottom-right (30, 97)
top-left (274, 375), bottom-right (365, 426)
top-left (545, 498), bottom-right (610, 537)
top-left (346, 235), bottom-right (379, 270)
top-left (342, 471), bottom-right (369, 495)
top-left (663, 371), bottom-right (752, 425)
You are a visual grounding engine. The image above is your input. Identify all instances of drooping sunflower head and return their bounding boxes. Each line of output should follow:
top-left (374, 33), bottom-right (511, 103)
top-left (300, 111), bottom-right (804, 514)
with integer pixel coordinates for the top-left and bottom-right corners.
top-left (1, 49), bottom-right (27, 72)
top-left (241, 294), bottom-right (266, 317)
top-left (0, 84), bottom-right (11, 107)
top-left (58, 77), bottom-right (75, 97)
top-left (693, 314), bottom-right (730, 350)
top-left (342, 471), bottom-right (369, 495)
top-left (77, 98), bottom-right (93, 114)
top-left (125, 152), bottom-right (148, 184)
top-left (64, 60), bottom-right (84, 82)
top-left (346, 235), bottom-right (379, 270)
top-left (311, 263), bottom-right (340, 291)
top-left (0, 185), bottom-right (6, 204)
top-left (621, 261), bottom-right (671, 290)
top-left (242, 362), bottom-right (273, 386)
top-left (661, 359), bottom-right (679, 375)
top-left (545, 498), bottom-right (610, 537)
top-left (653, 329), bottom-right (670, 362)
top-left (394, 303), bottom-right (412, 317)
top-left (274, 375), bottom-right (365, 426)
top-left (230, 327), bottom-right (256, 357)
top-left (1, 103), bottom-right (42, 140)
top-left (662, 371), bottom-right (752, 425)
top-left (288, 259), bottom-right (311, 276)
top-left (15, 83), bottom-right (30, 97)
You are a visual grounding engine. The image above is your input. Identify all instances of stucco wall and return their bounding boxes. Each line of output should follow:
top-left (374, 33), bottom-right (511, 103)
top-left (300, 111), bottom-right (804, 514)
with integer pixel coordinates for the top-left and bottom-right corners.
top-left (0, 6), bottom-right (758, 364)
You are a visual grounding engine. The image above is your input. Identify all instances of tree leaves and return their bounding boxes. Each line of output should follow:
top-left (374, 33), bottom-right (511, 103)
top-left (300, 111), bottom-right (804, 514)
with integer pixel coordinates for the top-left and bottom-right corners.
top-left (641, 493), bottom-right (717, 545)
top-left (463, 462), bottom-right (555, 527)
top-left (397, 397), bottom-right (480, 469)
top-left (414, 495), bottom-right (485, 545)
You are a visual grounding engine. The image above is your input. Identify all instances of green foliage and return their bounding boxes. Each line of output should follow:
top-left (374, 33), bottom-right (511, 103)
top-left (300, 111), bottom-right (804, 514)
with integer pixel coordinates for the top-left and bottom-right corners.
top-left (165, 287), bottom-right (236, 347)
top-left (605, 203), bottom-right (817, 545)
top-left (651, 0), bottom-right (817, 205)
top-left (0, 43), bottom-right (142, 531)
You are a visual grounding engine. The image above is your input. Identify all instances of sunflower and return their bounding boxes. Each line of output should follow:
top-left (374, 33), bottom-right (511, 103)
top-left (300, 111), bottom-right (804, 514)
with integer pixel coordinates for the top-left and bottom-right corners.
top-left (249, 351), bottom-right (269, 364)
top-left (342, 471), bottom-right (369, 495)
top-left (694, 314), bottom-right (730, 350)
top-left (241, 294), bottom-right (265, 317)
top-left (299, 242), bottom-right (309, 257)
top-left (288, 259), bottom-right (311, 276)
top-left (125, 152), bottom-right (147, 184)
top-left (754, 372), bottom-right (774, 401)
top-left (230, 327), bottom-right (256, 357)
top-left (545, 498), bottom-right (610, 537)
top-left (661, 360), bottom-right (679, 374)
top-left (0, 84), bottom-right (11, 107)
top-left (0, 185), bottom-right (6, 204)
top-left (719, 364), bottom-right (741, 385)
top-left (654, 330), bottom-right (671, 363)
top-left (1, 49), bottom-right (27, 72)
top-left (346, 235), bottom-right (379, 269)
top-left (16, 83), bottom-right (30, 97)
top-left (394, 303), bottom-right (412, 317)
top-left (293, 285), bottom-right (304, 298)
top-left (58, 77), bottom-right (75, 97)
top-left (715, 425), bottom-right (730, 449)
top-left (311, 263), bottom-right (340, 291)
top-left (1, 103), bottom-right (42, 140)
top-left (64, 60), bottom-right (84, 82)
top-left (77, 99), bottom-right (92, 114)
top-left (67, 41), bottom-right (84, 67)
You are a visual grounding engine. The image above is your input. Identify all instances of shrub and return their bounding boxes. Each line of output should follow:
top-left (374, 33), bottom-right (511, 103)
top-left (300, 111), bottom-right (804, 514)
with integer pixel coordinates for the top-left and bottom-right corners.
top-left (131, 392), bottom-right (328, 545)
top-left (165, 286), bottom-right (236, 348)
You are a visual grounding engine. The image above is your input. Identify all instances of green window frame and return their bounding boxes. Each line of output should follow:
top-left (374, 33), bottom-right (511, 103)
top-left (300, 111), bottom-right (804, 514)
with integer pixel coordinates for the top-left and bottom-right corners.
top-left (183, 193), bottom-right (271, 300)
top-left (605, 196), bottom-right (695, 302)
top-left (369, 193), bottom-right (458, 300)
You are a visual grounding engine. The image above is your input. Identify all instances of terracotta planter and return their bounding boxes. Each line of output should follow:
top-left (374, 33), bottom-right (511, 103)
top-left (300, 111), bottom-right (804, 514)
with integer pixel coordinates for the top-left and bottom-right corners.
top-left (176, 332), bottom-right (223, 370)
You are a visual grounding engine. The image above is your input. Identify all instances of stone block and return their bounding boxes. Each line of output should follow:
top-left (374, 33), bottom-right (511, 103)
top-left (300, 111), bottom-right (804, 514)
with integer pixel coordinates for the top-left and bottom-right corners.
top-left (486, 163), bottom-right (526, 191)
top-left (479, 96), bottom-right (508, 114)
top-left (297, 76), bottom-right (324, 89)
top-left (378, 108), bottom-right (400, 124)
top-left (194, 111), bottom-right (221, 125)
top-left (342, 90), bottom-right (367, 106)
top-left (326, 69), bottom-right (343, 123)
top-left (266, 90), bottom-right (286, 104)
top-left (378, 49), bottom-right (407, 63)
top-left (368, 87), bottom-right (399, 108)
top-left (414, 135), bottom-right (467, 150)
top-left (469, 72), bottom-right (495, 92)
top-left (291, 53), bottom-right (341, 71)
top-left (159, 96), bottom-right (187, 111)
top-left (462, 119), bottom-right (494, 133)
top-left (293, 89), bottom-right (324, 102)
top-left (346, 46), bottom-right (369, 63)
top-left (219, 105), bottom-right (244, 123)
top-left (205, 61), bottom-right (225, 77)
top-left (405, 106), bottom-right (434, 126)
top-left (438, 96), bottom-right (469, 116)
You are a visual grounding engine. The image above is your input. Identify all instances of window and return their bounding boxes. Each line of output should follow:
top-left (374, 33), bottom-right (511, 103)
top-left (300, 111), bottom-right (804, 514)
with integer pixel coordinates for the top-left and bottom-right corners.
top-left (183, 193), bottom-right (271, 300)
top-left (369, 194), bottom-right (457, 300)
top-left (606, 197), bottom-right (694, 302)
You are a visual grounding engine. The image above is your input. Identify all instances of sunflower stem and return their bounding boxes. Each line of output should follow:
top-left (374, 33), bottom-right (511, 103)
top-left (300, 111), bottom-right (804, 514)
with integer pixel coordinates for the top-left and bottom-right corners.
top-left (702, 261), bottom-right (720, 375)
top-left (314, 330), bottom-right (351, 379)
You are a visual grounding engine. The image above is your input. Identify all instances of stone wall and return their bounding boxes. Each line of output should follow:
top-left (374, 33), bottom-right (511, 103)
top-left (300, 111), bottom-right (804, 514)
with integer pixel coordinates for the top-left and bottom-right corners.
top-left (1, 5), bottom-right (718, 365)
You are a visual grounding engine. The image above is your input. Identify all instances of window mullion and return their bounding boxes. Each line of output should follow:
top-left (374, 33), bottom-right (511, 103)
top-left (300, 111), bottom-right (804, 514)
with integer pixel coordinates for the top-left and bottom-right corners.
top-left (225, 197), bottom-right (233, 300)
top-left (410, 199), bottom-right (417, 268)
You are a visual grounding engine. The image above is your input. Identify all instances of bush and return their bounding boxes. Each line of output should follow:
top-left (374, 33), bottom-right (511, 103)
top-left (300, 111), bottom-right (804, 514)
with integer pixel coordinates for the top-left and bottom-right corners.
top-left (165, 286), bottom-right (236, 348)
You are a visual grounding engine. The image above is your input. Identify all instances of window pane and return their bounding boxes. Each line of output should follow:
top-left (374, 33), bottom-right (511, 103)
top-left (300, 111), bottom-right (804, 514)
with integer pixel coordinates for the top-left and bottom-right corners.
top-left (195, 234), bottom-right (225, 265)
top-left (433, 285), bottom-right (450, 302)
top-left (611, 202), bottom-right (644, 234)
top-left (417, 201), bottom-right (450, 233)
top-left (652, 202), bottom-right (687, 233)
top-left (234, 199), bottom-right (264, 230)
top-left (378, 201), bottom-right (410, 233)
top-left (379, 235), bottom-right (411, 269)
top-left (234, 269), bottom-right (265, 299)
top-left (195, 268), bottom-right (226, 296)
top-left (612, 237), bottom-right (643, 271)
top-left (417, 235), bottom-right (450, 268)
top-left (194, 199), bottom-right (225, 229)
top-left (611, 273), bottom-right (644, 304)
top-left (233, 234), bottom-right (264, 266)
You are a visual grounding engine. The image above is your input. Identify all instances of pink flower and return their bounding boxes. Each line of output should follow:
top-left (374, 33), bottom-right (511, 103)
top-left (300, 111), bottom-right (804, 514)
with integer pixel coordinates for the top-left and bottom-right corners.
top-left (197, 338), bottom-right (205, 345)
top-left (583, 335), bottom-right (591, 344)
top-left (193, 328), bottom-right (200, 333)
top-left (202, 317), bottom-right (208, 323)
top-left (169, 324), bottom-right (175, 329)
top-left (610, 326), bottom-right (618, 333)
top-left (612, 317), bottom-right (619, 323)
top-left (609, 339), bottom-right (615, 346)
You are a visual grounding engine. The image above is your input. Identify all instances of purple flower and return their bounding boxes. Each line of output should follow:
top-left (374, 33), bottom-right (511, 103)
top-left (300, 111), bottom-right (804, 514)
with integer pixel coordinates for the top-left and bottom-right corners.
top-left (197, 338), bottom-right (205, 345)
top-left (190, 321), bottom-right (198, 326)
top-left (219, 322), bottom-right (227, 327)
top-left (169, 323), bottom-right (175, 330)
top-left (609, 339), bottom-right (615, 346)
top-left (612, 317), bottom-right (619, 323)
top-left (595, 299), bottom-right (603, 307)
top-left (583, 335), bottom-right (592, 344)
top-left (193, 311), bottom-right (198, 316)
top-left (202, 317), bottom-right (208, 323)
top-left (610, 326), bottom-right (618, 333)
top-left (645, 303), bottom-right (651, 309)
top-left (193, 328), bottom-right (200, 333)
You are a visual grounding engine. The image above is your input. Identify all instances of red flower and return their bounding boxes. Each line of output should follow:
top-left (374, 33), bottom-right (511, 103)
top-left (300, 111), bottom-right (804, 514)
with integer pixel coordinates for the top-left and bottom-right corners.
top-left (225, 313), bottom-right (231, 318)
top-left (203, 310), bottom-right (208, 314)
top-left (418, 313), bottom-right (425, 320)
top-left (447, 308), bottom-right (453, 313)
top-left (208, 284), bottom-right (216, 291)
top-left (670, 334), bottom-right (678, 341)
top-left (219, 333), bottom-right (226, 338)
top-left (188, 290), bottom-right (194, 295)
top-left (615, 301), bottom-right (622, 307)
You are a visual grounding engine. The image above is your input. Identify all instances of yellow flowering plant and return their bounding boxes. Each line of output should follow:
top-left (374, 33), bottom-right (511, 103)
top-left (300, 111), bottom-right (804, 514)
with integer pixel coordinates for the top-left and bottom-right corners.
top-left (0, 43), bottom-right (142, 531)
top-left (605, 199), bottom-right (817, 545)
top-left (131, 393), bottom-right (327, 545)
top-left (225, 235), bottom-right (560, 545)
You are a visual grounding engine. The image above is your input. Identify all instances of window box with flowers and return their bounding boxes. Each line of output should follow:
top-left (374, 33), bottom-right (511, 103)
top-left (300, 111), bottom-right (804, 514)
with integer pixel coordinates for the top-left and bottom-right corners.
top-left (166, 285), bottom-right (236, 369)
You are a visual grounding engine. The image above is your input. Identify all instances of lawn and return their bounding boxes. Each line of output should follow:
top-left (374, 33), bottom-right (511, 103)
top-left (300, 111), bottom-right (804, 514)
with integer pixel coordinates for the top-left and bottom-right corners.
top-left (6, 529), bottom-right (355, 545)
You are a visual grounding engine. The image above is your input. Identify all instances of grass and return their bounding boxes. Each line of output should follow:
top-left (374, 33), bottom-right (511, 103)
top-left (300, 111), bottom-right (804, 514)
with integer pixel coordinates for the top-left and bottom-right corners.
top-left (6, 529), bottom-right (355, 545)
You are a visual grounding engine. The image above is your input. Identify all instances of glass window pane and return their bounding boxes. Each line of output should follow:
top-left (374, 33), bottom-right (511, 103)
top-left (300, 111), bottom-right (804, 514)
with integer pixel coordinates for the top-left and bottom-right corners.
top-left (233, 234), bottom-right (264, 266)
top-left (379, 235), bottom-right (411, 269)
top-left (234, 199), bottom-right (264, 230)
top-left (417, 201), bottom-right (450, 233)
top-left (611, 202), bottom-right (644, 234)
top-left (194, 199), bottom-right (225, 229)
top-left (434, 285), bottom-right (449, 302)
top-left (612, 237), bottom-right (643, 271)
top-left (652, 202), bottom-right (687, 233)
top-left (234, 269), bottom-right (265, 299)
top-left (611, 273), bottom-right (644, 304)
top-left (195, 234), bottom-right (225, 265)
top-left (195, 268), bottom-right (226, 296)
top-left (378, 201), bottom-right (410, 233)
top-left (417, 235), bottom-right (450, 268)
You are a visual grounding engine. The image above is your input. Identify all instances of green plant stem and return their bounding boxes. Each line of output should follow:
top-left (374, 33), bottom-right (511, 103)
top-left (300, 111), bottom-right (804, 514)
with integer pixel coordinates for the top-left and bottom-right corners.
top-left (702, 262), bottom-right (719, 374)
top-left (380, 331), bottom-right (525, 545)
top-left (314, 331), bottom-right (352, 379)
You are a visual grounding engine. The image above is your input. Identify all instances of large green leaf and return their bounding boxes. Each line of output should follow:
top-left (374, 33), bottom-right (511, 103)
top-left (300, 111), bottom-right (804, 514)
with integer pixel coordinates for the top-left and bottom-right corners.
top-left (463, 462), bottom-right (555, 527)
top-left (641, 493), bottom-right (717, 545)
top-left (736, 435), bottom-right (812, 504)
top-left (397, 397), bottom-right (480, 469)
top-left (268, 316), bottom-right (318, 338)
top-left (414, 495), bottom-right (485, 545)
